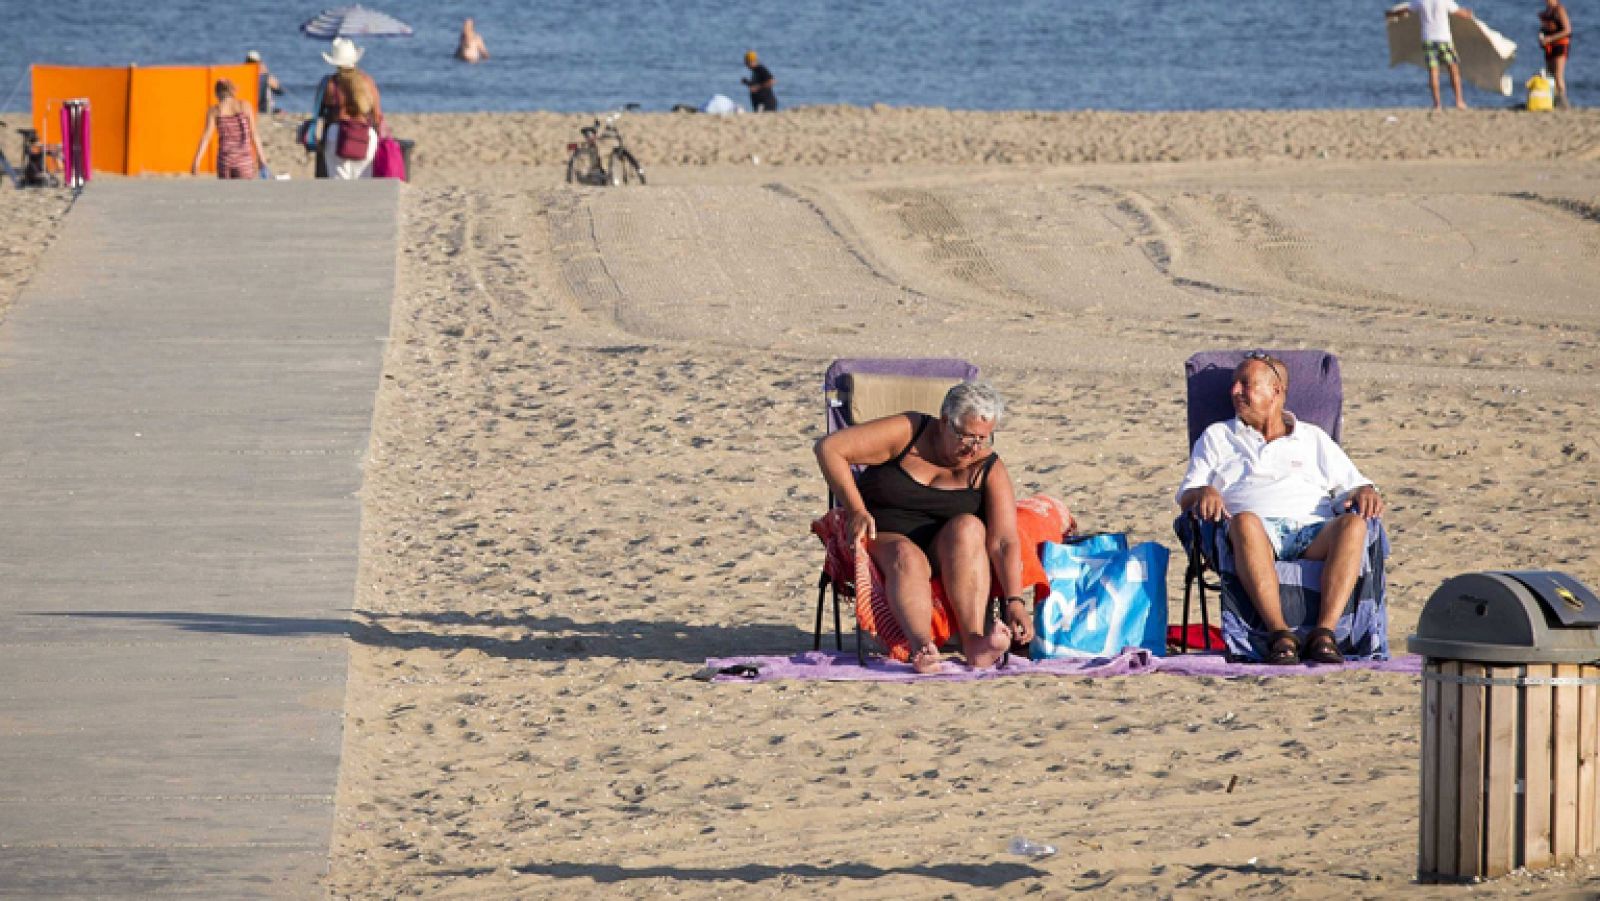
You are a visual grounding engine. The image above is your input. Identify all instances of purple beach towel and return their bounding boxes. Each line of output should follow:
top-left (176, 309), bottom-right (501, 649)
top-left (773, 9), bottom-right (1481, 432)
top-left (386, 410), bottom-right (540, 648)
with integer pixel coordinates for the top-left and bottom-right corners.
top-left (698, 649), bottom-right (1422, 684)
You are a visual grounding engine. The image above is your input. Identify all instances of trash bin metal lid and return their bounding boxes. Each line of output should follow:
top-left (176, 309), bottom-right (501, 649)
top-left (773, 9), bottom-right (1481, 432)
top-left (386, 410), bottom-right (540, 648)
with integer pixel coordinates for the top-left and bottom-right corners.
top-left (1408, 570), bottom-right (1600, 665)
top-left (1503, 570), bottom-right (1600, 627)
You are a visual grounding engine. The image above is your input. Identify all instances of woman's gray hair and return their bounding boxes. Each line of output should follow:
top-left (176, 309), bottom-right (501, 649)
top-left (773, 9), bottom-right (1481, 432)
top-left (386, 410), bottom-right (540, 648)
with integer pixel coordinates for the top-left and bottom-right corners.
top-left (941, 381), bottom-right (1005, 428)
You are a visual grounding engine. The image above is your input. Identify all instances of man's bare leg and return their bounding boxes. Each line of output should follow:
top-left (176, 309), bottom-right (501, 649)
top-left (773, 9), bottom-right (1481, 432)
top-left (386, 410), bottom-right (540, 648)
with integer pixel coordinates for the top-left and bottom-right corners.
top-left (1448, 62), bottom-right (1468, 109)
top-left (867, 535), bottom-right (941, 673)
top-left (1227, 512), bottom-right (1290, 632)
top-left (1428, 66), bottom-right (1444, 109)
top-left (935, 515), bottom-right (1008, 669)
top-left (1302, 513), bottom-right (1368, 630)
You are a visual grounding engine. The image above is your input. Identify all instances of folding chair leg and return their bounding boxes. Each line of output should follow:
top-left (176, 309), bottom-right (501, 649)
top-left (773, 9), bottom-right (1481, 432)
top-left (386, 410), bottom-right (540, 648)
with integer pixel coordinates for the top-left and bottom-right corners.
top-left (1180, 574), bottom-right (1194, 654)
top-left (833, 587), bottom-right (843, 651)
top-left (1198, 572), bottom-right (1214, 652)
top-left (814, 573), bottom-right (829, 651)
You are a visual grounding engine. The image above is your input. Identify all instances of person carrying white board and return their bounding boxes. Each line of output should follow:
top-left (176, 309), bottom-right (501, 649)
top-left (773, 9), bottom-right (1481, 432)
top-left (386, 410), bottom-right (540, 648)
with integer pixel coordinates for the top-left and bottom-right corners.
top-left (1388, 0), bottom-right (1477, 109)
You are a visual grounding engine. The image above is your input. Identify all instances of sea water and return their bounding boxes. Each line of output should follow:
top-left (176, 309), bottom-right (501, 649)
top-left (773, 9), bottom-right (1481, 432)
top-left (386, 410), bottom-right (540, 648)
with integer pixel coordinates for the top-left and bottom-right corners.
top-left (0, 0), bottom-right (1584, 114)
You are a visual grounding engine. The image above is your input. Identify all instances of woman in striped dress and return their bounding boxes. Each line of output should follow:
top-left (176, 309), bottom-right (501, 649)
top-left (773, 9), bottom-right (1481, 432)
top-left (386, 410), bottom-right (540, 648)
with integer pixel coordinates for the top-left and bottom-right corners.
top-left (191, 79), bottom-right (267, 178)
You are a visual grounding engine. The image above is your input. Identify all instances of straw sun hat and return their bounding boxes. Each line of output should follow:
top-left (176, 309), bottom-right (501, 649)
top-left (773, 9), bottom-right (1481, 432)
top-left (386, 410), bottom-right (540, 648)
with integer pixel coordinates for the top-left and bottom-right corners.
top-left (322, 38), bottom-right (364, 68)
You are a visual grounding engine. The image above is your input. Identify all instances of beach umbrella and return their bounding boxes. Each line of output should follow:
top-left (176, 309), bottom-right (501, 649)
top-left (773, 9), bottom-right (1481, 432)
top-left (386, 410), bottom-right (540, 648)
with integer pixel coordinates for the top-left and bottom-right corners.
top-left (300, 5), bottom-right (414, 39)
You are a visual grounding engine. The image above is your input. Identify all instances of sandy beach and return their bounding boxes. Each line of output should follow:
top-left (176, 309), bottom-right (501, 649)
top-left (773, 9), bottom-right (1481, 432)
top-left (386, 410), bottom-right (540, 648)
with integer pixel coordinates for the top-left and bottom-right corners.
top-left (5, 106), bottom-right (1600, 896)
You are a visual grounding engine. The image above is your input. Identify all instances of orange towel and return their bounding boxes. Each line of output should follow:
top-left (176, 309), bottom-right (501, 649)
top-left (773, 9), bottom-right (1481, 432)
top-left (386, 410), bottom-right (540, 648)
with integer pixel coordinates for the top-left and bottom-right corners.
top-left (812, 494), bottom-right (1074, 662)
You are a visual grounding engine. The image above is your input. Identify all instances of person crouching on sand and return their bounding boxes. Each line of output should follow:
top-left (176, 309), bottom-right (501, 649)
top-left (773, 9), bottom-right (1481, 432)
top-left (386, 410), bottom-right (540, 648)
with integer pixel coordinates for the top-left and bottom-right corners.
top-left (814, 382), bottom-right (1032, 674)
top-left (456, 18), bottom-right (489, 63)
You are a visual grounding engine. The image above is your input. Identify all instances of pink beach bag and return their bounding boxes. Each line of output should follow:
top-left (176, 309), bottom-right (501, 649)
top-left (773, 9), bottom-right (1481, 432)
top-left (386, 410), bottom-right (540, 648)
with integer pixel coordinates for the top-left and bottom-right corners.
top-left (372, 137), bottom-right (406, 180)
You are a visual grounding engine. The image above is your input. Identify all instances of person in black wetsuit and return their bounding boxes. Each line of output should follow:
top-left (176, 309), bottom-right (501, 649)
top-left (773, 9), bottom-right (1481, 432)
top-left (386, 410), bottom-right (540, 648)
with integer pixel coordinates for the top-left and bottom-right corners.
top-left (814, 382), bottom-right (1031, 674)
top-left (742, 50), bottom-right (778, 112)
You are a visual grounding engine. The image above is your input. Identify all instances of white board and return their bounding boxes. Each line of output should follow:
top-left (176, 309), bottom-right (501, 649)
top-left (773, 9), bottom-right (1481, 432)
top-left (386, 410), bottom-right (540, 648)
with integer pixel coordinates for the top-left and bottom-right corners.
top-left (1387, 2), bottom-right (1518, 96)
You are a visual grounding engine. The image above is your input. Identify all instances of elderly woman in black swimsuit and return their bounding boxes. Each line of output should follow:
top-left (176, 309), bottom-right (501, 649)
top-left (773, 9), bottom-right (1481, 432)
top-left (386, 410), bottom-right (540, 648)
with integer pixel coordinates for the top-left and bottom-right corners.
top-left (815, 382), bottom-right (1032, 673)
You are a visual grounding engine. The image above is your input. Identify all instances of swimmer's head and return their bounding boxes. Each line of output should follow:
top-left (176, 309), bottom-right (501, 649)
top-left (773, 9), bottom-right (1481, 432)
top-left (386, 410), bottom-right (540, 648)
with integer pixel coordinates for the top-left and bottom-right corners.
top-left (744, 50), bottom-right (759, 66)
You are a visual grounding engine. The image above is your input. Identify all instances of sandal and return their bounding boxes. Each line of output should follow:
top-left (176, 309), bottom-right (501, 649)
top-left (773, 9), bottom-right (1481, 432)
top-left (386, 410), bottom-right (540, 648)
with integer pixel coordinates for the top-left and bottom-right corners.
top-left (1302, 627), bottom-right (1345, 665)
top-left (1265, 629), bottom-right (1299, 666)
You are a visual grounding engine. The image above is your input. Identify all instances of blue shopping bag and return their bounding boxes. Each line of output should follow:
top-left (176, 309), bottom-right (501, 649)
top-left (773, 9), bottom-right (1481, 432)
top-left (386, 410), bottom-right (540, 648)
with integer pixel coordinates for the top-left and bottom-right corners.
top-left (1032, 534), bottom-right (1170, 659)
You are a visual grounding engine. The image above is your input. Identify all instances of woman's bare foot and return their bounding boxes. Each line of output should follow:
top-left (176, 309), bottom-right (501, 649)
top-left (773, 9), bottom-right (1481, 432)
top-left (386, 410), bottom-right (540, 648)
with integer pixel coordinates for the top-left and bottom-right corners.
top-left (910, 642), bottom-right (943, 675)
top-left (963, 620), bottom-right (1013, 669)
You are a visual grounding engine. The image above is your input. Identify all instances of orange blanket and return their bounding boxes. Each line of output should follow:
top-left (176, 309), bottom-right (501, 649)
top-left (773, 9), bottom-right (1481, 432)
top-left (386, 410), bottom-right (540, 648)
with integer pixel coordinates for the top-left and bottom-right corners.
top-left (811, 494), bottom-right (1075, 662)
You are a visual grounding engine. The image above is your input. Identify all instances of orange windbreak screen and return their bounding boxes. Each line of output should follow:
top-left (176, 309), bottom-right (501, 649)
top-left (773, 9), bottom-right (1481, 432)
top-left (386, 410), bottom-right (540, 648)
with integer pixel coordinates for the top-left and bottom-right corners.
top-left (128, 64), bottom-right (261, 175)
top-left (32, 63), bottom-right (261, 175)
top-left (127, 66), bottom-right (210, 174)
top-left (32, 66), bottom-right (130, 174)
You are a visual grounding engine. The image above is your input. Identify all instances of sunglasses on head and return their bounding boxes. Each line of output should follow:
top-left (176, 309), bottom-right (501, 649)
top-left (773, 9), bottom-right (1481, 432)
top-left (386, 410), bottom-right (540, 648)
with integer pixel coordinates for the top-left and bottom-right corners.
top-left (1242, 350), bottom-right (1285, 387)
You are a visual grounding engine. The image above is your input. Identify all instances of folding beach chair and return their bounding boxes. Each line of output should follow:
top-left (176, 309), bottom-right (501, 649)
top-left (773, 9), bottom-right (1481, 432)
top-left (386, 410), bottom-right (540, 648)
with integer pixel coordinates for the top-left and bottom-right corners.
top-left (810, 358), bottom-right (978, 662)
top-left (1172, 350), bottom-right (1391, 660)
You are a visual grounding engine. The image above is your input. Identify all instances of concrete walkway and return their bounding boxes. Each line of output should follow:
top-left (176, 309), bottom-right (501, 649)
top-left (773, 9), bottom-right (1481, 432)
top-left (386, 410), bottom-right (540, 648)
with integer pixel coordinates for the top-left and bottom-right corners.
top-left (0, 180), bottom-right (397, 896)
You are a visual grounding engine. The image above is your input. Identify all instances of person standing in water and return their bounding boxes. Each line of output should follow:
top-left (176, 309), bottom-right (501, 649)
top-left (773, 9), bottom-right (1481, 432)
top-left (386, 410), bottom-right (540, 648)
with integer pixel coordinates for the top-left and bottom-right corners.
top-left (741, 50), bottom-right (778, 112)
top-left (456, 19), bottom-right (490, 63)
top-left (1539, 0), bottom-right (1573, 107)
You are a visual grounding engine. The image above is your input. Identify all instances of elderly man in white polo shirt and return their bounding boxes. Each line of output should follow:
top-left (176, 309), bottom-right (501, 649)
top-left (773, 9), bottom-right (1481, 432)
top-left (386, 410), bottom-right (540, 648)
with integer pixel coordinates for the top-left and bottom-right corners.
top-left (1177, 353), bottom-right (1384, 665)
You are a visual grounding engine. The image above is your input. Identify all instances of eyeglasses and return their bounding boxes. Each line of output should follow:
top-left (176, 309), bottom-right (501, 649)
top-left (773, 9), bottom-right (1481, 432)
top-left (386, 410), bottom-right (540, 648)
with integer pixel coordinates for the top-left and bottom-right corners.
top-left (1242, 350), bottom-right (1285, 387)
top-left (949, 422), bottom-right (994, 449)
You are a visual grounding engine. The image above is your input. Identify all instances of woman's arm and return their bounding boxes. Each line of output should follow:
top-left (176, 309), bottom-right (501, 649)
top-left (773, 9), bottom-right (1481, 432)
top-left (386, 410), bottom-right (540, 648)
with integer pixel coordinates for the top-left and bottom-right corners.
top-left (981, 458), bottom-right (1022, 596)
top-left (981, 457), bottom-right (1031, 642)
top-left (191, 106), bottom-right (218, 174)
top-left (813, 413), bottom-right (914, 545)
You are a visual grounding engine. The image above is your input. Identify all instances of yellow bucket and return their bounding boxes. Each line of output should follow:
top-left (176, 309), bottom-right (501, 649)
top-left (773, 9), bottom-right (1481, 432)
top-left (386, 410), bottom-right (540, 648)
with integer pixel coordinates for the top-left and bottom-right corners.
top-left (1527, 72), bottom-right (1554, 111)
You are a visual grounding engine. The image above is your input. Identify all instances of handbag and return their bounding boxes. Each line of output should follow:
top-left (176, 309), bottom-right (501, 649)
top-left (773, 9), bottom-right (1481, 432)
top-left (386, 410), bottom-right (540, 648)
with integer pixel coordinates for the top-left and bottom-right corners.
top-left (371, 136), bottom-right (406, 180)
top-left (335, 118), bottom-right (372, 160)
top-left (1031, 533), bottom-right (1170, 659)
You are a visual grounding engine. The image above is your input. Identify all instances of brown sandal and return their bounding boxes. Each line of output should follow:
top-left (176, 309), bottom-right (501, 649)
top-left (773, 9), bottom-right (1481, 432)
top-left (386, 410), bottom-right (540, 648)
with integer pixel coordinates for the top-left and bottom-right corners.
top-left (1265, 629), bottom-right (1299, 665)
top-left (1303, 627), bottom-right (1344, 665)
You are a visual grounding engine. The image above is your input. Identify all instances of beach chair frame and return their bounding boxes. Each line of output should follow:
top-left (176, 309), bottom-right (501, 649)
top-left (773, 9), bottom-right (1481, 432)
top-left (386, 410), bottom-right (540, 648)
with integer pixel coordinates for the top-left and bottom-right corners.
top-left (1174, 349), bottom-right (1370, 655)
top-left (813, 358), bottom-right (979, 661)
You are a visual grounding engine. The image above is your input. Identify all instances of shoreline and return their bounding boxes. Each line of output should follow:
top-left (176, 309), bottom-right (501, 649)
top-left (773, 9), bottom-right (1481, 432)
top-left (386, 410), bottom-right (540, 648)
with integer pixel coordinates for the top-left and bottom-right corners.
top-left (4, 105), bottom-right (1599, 173)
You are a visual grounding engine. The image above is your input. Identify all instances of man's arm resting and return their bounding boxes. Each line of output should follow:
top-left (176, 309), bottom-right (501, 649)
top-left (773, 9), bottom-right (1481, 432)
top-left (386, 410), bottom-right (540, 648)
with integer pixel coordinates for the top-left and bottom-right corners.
top-left (1179, 486), bottom-right (1227, 521)
top-left (1342, 484), bottom-right (1385, 519)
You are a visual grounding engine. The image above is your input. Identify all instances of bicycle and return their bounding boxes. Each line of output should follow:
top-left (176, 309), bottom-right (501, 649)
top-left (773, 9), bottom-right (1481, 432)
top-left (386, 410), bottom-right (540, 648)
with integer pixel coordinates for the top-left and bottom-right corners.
top-left (0, 127), bottom-right (62, 189)
top-left (564, 113), bottom-right (646, 186)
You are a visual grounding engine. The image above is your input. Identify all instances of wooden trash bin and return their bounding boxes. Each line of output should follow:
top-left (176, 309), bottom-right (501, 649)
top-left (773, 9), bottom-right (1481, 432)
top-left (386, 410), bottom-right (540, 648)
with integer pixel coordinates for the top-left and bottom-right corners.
top-left (1412, 571), bottom-right (1600, 883)
top-left (1419, 661), bottom-right (1600, 881)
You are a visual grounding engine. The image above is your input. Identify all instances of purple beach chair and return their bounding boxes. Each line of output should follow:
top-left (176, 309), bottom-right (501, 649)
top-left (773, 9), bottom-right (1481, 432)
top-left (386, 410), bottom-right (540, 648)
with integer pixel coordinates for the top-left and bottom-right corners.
top-left (813, 358), bottom-right (978, 658)
top-left (1173, 350), bottom-right (1391, 660)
